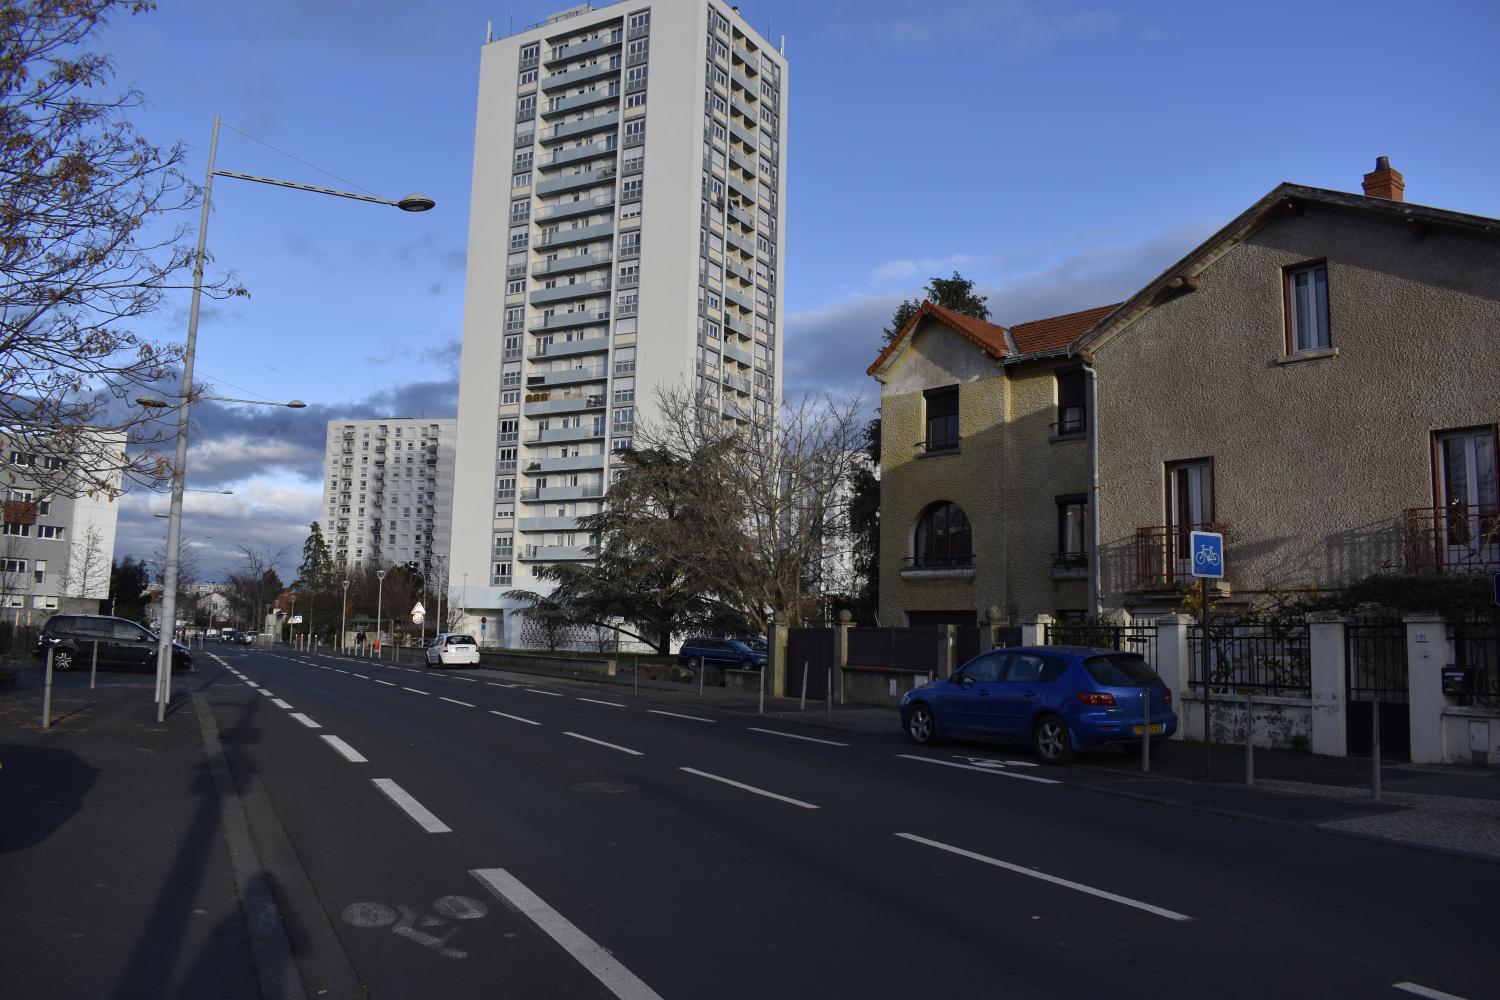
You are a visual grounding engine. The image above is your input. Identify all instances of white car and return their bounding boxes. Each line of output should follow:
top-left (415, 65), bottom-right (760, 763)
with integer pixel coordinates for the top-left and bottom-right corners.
top-left (426, 633), bottom-right (481, 668)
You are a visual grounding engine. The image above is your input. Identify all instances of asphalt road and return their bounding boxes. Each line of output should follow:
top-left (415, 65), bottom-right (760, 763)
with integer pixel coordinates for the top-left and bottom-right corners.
top-left (203, 645), bottom-right (1500, 1000)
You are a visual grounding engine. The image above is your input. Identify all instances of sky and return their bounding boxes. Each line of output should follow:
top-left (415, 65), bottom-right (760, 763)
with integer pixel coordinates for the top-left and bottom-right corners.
top-left (87, 0), bottom-right (1500, 581)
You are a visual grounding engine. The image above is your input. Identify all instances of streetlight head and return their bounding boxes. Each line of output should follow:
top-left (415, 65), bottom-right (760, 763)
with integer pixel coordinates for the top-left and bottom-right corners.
top-left (376, 570), bottom-right (387, 580)
top-left (285, 400), bottom-right (307, 409)
top-left (342, 580), bottom-right (350, 588)
top-left (396, 193), bottom-right (436, 213)
top-left (135, 396), bottom-right (171, 409)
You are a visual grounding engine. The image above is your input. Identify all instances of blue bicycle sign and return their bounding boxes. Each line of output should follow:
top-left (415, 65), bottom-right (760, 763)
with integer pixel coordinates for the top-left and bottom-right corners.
top-left (1190, 531), bottom-right (1224, 579)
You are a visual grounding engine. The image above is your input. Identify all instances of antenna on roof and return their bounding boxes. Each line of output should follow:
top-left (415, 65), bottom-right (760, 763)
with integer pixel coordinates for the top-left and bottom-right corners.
top-left (486, 19), bottom-right (492, 43)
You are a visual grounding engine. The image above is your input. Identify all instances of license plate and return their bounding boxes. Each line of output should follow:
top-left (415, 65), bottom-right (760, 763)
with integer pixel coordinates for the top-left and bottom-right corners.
top-left (1132, 723), bottom-right (1164, 736)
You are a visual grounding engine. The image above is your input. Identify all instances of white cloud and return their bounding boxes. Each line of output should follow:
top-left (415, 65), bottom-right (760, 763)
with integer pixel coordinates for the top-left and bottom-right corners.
top-left (867, 254), bottom-right (977, 288)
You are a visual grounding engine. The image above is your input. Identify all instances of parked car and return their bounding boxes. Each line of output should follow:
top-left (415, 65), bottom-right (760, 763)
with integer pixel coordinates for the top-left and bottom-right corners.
top-left (677, 637), bottom-right (766, 672)
top-left (219, 630), bottom-right (239, 643)
top-left (205, 628), bottom-right (220, 639)
top-left (899, 646), bottom-right (1175, 764)
top-left (33, 614), bottom-right (194, 673)
top-left (236, 631), bottom-right (258, 645)
top-left (426, 633), bottom-right (480, 668)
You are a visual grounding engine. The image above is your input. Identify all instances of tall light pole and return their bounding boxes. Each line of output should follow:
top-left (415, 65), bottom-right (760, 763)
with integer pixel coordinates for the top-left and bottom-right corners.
top-left (341, 579), bottom-right (350, 653)
top-left (150, 113), bottom-right (433, 719)
top-left (375, 569), bottom-right (387, 659)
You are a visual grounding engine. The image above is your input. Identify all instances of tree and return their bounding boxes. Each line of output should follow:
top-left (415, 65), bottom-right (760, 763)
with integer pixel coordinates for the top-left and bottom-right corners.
top-left (858, 271), bottom-right (993, 621)
top-left (108, 554), bottom-right (148, 620)
top-left (294, 522), bottom-right (335, 638)
top-left (222, 543), bottom-right (287, 628)
top-left (62, 524), bottom-right (109, 598)
top-left (1, 1), bottom-right (244, 497)
top-left (150, 539), bottom-right (198, 630)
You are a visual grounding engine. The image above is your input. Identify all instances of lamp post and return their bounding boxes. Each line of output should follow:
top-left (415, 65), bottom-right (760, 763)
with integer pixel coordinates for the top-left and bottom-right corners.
top-left (288, 594), bottom-right (296, 648)
top-left (375, 569), bottom-right (387, 660)
top-left (341, 579), bottom-right (350, 653)
top-left (150, 113), bottom-right (433, 720)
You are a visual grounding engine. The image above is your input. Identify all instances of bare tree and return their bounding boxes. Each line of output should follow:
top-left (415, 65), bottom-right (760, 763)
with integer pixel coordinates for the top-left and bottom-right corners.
top-left (62, 524), bottom-right (109, 598)
top-left (223, 543), bottom-right (288, 627)
top-left (1, 1), bottom-right (245, 496)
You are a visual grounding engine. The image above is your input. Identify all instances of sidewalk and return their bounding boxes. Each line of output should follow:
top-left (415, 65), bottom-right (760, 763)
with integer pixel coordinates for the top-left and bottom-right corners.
top-left (0, 658), bottom-right (283, 1000)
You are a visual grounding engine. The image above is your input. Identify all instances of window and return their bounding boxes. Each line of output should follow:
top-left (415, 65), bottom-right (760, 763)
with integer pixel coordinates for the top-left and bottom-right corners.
top-left (2, 522), bottom-right (29, 536)
top-left (512, 171), bottom-right (532, 189)
top-left (1433, 427), bottom-right (1498, 559)
top-left (1285, 261), bottom-right (1330, 353)
top-left (38, 525), bottom-right (65, 540)
top-left (517, 93), bottom-right (536, 121)
top-left (1055, 495), bottom-right (1088, 568)
top-left (924, 385), bottom-right (959, 452)
top-left (619, 231), bottom-right (640, 256)
top-left (1055, 367), bottom-right (1087, 436)
top-left (624, 117), bottom-right (646, 146)
top-left (911, 502), bottom-right (972, 569)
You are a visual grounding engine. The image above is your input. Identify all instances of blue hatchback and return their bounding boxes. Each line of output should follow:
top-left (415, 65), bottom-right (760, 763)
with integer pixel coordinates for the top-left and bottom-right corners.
top-left (898, 646), bottom-right (1176, 763)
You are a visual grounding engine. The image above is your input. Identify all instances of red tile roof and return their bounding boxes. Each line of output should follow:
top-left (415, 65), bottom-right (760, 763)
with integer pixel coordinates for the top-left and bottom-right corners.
top-left (866, 300), bottom-right (1010, 376)
top-left (1007, 303), bottom-right (1120, 356)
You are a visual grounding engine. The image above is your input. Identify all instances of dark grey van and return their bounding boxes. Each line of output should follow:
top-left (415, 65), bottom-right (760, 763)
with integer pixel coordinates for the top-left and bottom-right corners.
top-left (33, 615), bottom-right (194, 672)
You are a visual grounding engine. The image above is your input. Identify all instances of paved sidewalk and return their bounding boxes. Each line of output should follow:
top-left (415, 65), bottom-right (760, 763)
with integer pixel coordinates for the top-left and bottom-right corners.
top-left (0, 658), bottom-right (273, 1000)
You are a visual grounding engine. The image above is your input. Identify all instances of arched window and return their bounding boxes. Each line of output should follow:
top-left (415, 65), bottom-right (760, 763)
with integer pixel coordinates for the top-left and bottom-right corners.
top-left (912, 502), bottom-right (973, 569)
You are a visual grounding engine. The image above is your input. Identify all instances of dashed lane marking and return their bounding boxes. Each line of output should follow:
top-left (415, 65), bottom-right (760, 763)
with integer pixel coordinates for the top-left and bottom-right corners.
top-left (563, 732), bottom-right (643, 756)
top-left (440, 697), bottom-right (476, 708)
top-left (271, 699), bottom-right (293, 710)
top-left (678, 767), bottom-right (818, 809)
top-left (747, 727), bottom-right (849, 747)
top-left (290, 713), bottom-right (322, 729)
top-left (578, 697), bottom-right (627, 708)
top-left (402, 687), bottom-right (431, 696)
top-left (648, 710), bottom-right (714, 724)
top-left (490, 710), bottom-right (542, 726)
top-left (321, 735), bottom-right (368, 763)
top-left (525, 688), bottom-right (563, 697)
top-left (372, 778), bottom-right (451, 834)
top-left (1393, 983), bottom-right (1470, 1000)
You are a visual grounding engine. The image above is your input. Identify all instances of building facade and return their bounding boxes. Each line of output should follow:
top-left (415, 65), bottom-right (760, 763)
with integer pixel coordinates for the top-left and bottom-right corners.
top-left (321, 419), bottom-right (457, 576)
top-left (1, 429), bottom-right (122, 621)
top-left (448, 0), bottom-right (788, 646)
top-left (1076, 161), bottom-right (1500, 613)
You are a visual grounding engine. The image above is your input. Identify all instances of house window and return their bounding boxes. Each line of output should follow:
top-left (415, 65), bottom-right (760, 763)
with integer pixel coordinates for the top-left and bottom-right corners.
top-left (1285, 262), bottom-right (1330, 353)
top-left (923, 385), bottom-right (959, 452)
top-left (1055, 495), bottom-right (1088, 567)
top-left (911, 501), bottom-right (972, 569)
top-left (1165, 458), bottom-right (1215, 575)
top-left (1055, 367), bottom-right (1087, 436)
top-left (1433, 426), bottom-right (1498, 559)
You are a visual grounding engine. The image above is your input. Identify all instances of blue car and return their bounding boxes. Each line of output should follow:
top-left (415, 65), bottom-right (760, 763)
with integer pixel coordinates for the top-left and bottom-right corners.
top-left (898, 646), bottom-right (1176, 764)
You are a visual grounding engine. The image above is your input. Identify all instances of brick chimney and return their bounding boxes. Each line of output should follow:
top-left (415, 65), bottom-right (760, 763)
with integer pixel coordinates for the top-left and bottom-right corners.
top-left (1361, 156), bottom-right (1405, 202)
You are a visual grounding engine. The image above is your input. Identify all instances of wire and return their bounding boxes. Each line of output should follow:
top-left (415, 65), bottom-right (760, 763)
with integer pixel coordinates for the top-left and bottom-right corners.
top-left (191, 369), bottom-right (285, 406)
top-left (220, 121), bottom-right (382, 199)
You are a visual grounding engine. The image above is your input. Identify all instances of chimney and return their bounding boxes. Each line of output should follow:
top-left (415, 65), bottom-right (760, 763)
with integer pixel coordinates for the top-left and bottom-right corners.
top-left (1361, 156), bottom-right (1405, 202)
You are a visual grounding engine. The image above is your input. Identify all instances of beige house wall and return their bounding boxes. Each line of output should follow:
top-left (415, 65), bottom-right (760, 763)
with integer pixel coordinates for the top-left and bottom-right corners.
top-left (1091, 205), bottom-right (1500, 611)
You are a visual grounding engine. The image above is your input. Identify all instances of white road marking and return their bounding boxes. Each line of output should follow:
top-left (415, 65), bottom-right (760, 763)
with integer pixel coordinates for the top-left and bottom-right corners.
top-left (747, 727), bottom-right (849, 747)
top-left (440, 697), bottom-right (476, 708)
top-left (321, 735), bottom-right (368, 763)
top-left (894, 832), bottom-right (1192, 921)
top-left (577, 697), bottom-right (627, 708)
top-left (678, 767), bottom-right (818, 809)
top-left (470, 868), bottom-right (662, 1000)
top-left (290, 713), bottom-right (322, 729)
top-left (486, 682), bottom-right (520, 688)
top-left (375, 679), bottom-right (397, 687)
top-left (372, 778), bottom-right (451, 833)
top-left (525, 688), bottom-right (563, 697)
top-left (402, 687), bottom-right (431, 696)
top-left (352, 674), bottom-right (370, 680)
top-left (453, 676), bottom-right (478, 682)
top-left (255, 688), bottom-right (273, 697)
top-left (335, 669), bottom-right (350, 675)
top-left (1394, 983), bottom-right (1470, 1000)
top-left (564, 732), bottom-right (643, 756)
top-left (648, 710), bottom-right (714, 723)
top-left (271, 699), bottom-right (293, 710)
top-left (896, 753), bottom-right (1060, 785)
top-left (490, 710), bottom-right (541, 726)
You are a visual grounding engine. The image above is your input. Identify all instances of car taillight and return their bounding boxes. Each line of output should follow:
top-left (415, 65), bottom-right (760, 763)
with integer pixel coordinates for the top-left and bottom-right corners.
top-left (1163, 688), bottom-right (1173, 704)
top-left (1076, 691), bottom-right (1116, 707)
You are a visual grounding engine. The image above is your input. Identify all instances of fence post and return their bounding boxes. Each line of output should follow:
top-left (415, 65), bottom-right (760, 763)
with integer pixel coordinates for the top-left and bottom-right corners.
top-left (42, 646), bottom-right (54, 730)
top-left (1404, 612), bottom-right (1448, 764)
top-left (1244, 691), bottom-right (1254, 785)
top-left (1020, 614), bottom-right (1054, 647)
top-left (1154, 614), bottom-right (1193, 741)
top-left (833, 610), bottom-right (851, 705)
top-left (91, 640), bottom-right (98, 690)
top-left (1307, 613), bottom-right (1349, 757)
top-left (799, 659), bottom-right (809, 710)
top-left (941, 625), bottom-right (957, 679)
top-left (1372, 696), bottom-right (1382, 801)
top-left (980, 607), bottom-right (1002, 653)
top-left (768, 614), bottom-right (790, 698)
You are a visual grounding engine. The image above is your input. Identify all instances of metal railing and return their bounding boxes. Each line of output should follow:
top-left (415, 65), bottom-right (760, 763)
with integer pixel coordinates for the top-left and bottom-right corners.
top-left (1401, 505), bottom-right (1499, 573)
top-left (1047, 621), bottom-right (1160, 673)
top-left (1346, 618), bottom-right (1408, 702)
top-left (901, 554), bottom-right (974, 570)
top-left (1135, 522), bottom-right (1231, 586)
top-left (1455, 616), bottom-right (1500, 709)
top-left (1189, 617), bottom-right (1310, 695)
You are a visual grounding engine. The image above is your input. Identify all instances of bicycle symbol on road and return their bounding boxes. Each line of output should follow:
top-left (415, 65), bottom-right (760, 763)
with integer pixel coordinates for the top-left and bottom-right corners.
top-left (953, 755), bottom-right (1039, 770)
top-left (341, 895), bottom-right (489, 960)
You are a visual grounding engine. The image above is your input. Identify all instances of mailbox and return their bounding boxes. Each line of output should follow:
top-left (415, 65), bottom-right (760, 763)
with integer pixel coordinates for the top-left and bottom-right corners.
top-left (1442, 666), bottom-right (1474, 696)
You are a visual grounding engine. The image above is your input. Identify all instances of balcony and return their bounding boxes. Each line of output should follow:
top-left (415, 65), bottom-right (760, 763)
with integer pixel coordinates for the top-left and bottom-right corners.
top-left (722, 342), bottom-right (753, 367)
top-left (900, 553), bottom-right (976, 580)
top-left (524, 423), bottom-right (606, 445)
top-left (536, 193), bottom-right (615, 223)
top-left (727, 170), bottom-right (756, 202)
top-left (1402, 506), bottom-right (1500, 574)
top-left (541, 58), bottom-right (622, 94)
top-left (518, 544), bottom-right (592, 562)
top-left (529, 334), bottom-right (610, 361)
top-left (723, 284), bottom-right (754, 313)
top-left (544, 31), bottom-right (622, 68)
top-left (517, 515), bottom-right (585, 532)
top-left (529, 277), bottom-right (611, 306)
top-left (520, 482), bottom-right (604, 502)
top-left (542, 83), bottom-right (621, 119)
top-left (536, 220), bottom-right (615, 250)
top-left (722, 372), bottom-right (751, 394)
top-left (535, 164), bottom-right (616, 197)
top-left (540, 110), bottom-right (621, 147)
top-left (1134, 523), bottom-right (1232, 587)
top-left (538, 139), bottom-right (618, 171)
top-left (524, 390), bottom-right (607, 416)
top-left (528, 364), bottom-right (608, 389)
top-left (724, 228), bottom-right (755, 258)
top-left (530, 309), bottom-right (610, 333)
top-left (532, 248), bottom-right (611, 278)
top-left (522, 453), bottom-right (607, 475)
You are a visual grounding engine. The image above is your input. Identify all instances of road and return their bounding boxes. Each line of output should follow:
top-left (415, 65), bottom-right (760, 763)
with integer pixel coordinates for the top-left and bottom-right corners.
top-left (202, 644), bottom-right (1499, 999)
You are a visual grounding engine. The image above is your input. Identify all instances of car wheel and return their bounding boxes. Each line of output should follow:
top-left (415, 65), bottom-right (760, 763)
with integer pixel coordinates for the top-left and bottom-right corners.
top-left (906, 704), bottom-right (938, 746)
top-left (52, 647), bottom-right (75, 671)
top-left (1033, 714), bottom-right (1073, 764)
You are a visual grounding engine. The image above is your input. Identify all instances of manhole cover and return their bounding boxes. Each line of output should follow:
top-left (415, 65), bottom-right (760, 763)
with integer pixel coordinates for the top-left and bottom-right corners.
top-left (570, 781), bottom-right (637, 794)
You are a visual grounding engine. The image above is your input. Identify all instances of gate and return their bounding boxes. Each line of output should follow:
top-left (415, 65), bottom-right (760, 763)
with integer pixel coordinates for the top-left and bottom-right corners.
top-left (1345, 619), bottom-right (1409, 761)
top-left (785, 628), bottom-right (835, 701)
top-left (954, 627), bottom-right (984, 669)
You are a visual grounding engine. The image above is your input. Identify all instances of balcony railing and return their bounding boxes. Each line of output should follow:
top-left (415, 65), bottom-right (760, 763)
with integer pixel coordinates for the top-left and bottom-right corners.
top-left (902, 554), bottom-right (975, 570)
top-left (1134, 522), bottom-right (1232, 586)
top-left (1402, 505), bottom-right (1500, 574)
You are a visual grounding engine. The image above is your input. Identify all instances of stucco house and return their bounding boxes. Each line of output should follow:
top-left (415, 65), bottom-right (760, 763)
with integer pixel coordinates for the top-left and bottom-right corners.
top-left (867, 301), bottom-right (1116, 627)
top-left (1072, 158), bottom-right (1499, 614)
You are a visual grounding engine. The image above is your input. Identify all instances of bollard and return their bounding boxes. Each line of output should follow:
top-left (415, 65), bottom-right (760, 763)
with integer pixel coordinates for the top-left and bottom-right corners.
top-left (1244, 691), bottom-right (1254, 786)
top-left (91, 640), bottom-right (99, 691)
top-left (633, 656), bottom-right (639, 698)
top-left (699, 657), bottom-right (705, 695)
top-left (1141, 691), bottom-right (1150, 773)
top-left (758, 661), bottom-right (765, 715)
top-left (42, 646), bottom-right (55, 730)
top-left (799, 660), bottom-right (809, 711)
top-left (1372, 698), bottom-right (1382, 803)
top-left (826, 667), bottom-right (832, 722)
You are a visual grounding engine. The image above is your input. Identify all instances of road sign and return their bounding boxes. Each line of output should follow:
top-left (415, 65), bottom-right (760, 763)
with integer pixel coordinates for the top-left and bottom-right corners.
top-left (411, 602), bottom-right (426, 625)
top-left (290, 615), bottom-right (304, 624)
top-left (1189, 530), bottom-right (1224, 579)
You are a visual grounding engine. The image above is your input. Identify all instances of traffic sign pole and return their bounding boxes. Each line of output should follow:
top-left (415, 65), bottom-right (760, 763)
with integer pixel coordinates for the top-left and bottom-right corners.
top-left (1188, 529), bottom-right (1225, 780)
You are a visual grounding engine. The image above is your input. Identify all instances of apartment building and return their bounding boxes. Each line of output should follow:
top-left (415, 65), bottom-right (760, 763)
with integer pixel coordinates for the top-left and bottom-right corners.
top-left (448, 0), bottom-right (788, 646)
top-left (1, 428), bottom-right (122, 621)
top-left (321, 419), bottom-right (457, 575)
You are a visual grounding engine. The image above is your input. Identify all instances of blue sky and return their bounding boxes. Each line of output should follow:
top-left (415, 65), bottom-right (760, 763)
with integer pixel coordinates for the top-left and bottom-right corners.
top-left (95, 0), bottom-right (1500, 578)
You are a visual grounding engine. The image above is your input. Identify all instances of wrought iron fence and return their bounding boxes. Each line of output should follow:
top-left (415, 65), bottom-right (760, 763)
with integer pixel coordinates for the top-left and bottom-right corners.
top-left (1455, 616), bottom-right (1500, 709)
top-left (1188, 617), bottom-right (1310, 695)
top-left (1345, 618), bottom-right (1408, 702)
top-left (1045, 621), bottom-right (1159, 673)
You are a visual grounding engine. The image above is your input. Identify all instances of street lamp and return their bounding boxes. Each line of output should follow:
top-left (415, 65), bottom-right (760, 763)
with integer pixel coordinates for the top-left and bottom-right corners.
top-left (375, 569), bottom-right (387, 660)
top-left (150, 113), bottom-right (433, 719)
top-left (340, 579), bottom-right (350, 653)
top-left (136, 395), bottom-right (306, 410)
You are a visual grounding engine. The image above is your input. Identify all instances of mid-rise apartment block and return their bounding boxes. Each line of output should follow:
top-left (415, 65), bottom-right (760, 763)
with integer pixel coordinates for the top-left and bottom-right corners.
top-left (1, 428), bottom-right (122, 621)
top-left (322, 419), bottom-right (457, 575)
top-left (448, 0), bottom-right (788, 646)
